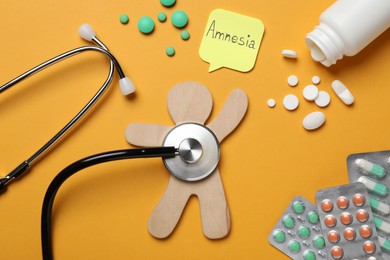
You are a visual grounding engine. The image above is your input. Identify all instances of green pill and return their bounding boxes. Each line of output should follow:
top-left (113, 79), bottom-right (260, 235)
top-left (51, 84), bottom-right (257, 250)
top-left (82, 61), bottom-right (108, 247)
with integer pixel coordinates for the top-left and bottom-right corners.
top-left (157, 12), bottom-right (167, 22)
top-left (303, 250), bottom-right (316, 260)
top-left (138, 16), bottom-right (155, 34)
top-left (282, 215), bottom-right (295, 229)
top-left (299, 225), bottom-right (311, 239)
top-left (180, 30), bottom-right (190, 40)
top-left (308, 211), bottom-right (319, 224)
top-left (160, 0), bottom-right (175, 7)
top-left (289, 240), bottom-right (301, 253)
top-left (313, 235), bottom-right (325, 249)
top-left (120, 14), bottom-right (129, 24)
top-left (166, 46), bottom-right (175, 57)
top-left (273, 230), bottom-right (286, 243)
top-left (292, 201), bottom-right (305, 214)
top-left (171, 10), bottom-right (188, 28)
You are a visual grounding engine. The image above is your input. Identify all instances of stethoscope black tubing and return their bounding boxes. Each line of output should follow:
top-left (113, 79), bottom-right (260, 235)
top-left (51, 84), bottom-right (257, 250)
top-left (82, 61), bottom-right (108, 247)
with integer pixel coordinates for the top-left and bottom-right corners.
top-left (41, 146), bottom-right (177, 260)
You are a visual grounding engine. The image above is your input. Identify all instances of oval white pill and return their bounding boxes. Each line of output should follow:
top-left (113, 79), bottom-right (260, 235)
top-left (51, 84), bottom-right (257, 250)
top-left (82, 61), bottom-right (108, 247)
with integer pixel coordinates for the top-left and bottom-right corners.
top-left (283, 94), bottom-right (299, 111)
top-left (312, 76), bottom-right (321, 85)
top-left (332, 80), bottom-right (354, 105)
top-left (267, 98), bottom-right (276, 108)
top-left (302, 111), bottom-right (325, 130)
top-left (282, 50), bottom-right (297, 59)
top-left (303, 85), bottom-right (319, 101)
top-left (315, 91), bottom-right (330, 107)
top-left (287, 75), bottom-right (299, 87)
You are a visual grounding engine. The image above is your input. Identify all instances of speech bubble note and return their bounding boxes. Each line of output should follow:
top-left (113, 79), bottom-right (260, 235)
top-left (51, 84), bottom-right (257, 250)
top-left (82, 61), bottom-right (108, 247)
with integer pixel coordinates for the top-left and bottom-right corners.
top-left (199, 9), bottom-right (265, 73)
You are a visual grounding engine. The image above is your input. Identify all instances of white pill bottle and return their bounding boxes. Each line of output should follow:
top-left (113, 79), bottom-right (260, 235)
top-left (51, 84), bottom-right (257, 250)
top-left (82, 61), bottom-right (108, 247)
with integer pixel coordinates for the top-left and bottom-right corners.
top-left (305, 0), bottom-right (390, 67)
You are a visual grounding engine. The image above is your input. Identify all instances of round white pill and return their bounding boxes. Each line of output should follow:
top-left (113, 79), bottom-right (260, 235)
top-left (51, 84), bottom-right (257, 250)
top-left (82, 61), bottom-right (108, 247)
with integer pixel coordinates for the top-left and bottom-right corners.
top-left (267, 98), bottom-right (276, 108)
top-left (315, 91), bottom-right (331, 107)
top-left (303, 85), bottom-right (319, 101)
top-left (282, 50), bottom-right (297, 59)
top-left (332, 80), bottom-right (354, 105)
top-left (283, 94), bottom-right (299, 111)
top-left (287, 75), bottom-right (299, 87)
top-left (312, 76), bottom-right (321, 85)
top-left (302, 111), bottom-right (326, 130)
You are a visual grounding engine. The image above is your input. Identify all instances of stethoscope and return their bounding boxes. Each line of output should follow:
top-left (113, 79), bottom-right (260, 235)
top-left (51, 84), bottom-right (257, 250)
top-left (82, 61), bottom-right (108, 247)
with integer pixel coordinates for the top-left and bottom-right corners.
top-left (0, 24), bottom-right (135, 193)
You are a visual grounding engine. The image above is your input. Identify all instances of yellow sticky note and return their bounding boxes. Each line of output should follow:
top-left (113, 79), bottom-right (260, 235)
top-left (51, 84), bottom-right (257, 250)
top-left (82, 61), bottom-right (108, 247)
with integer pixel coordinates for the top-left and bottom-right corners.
top-left (199, 9), bottom-right (265, 73)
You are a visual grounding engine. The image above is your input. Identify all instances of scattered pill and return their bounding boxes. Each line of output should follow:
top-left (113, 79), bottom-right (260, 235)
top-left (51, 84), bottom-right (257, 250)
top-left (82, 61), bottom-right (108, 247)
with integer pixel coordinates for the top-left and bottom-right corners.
top-left (344, 227), bottom-right (356, 241)
top-left (160, 0), bottom-right (176, 7)
top-left (340, 212), bottom-right (353, 225)
top-left (157, 12), bottom-right (167, 22)
top-left (180, 30), bottom-right (190, 40)
top-left (166, 46), bottom-right (175, 57)
top-left (273, 230), bottom-right (286, 243)
top-left (292, 200), bottom-right (305, 214)
top-left (331, 246), bottom-right (343, 259)
top-left (353, 193), bottom-right (366, 207)
top-left (356, 209), bottom-right (369, 223)
top-left (373, 216), bottom-right (390, 234)
top-left (328, 230), bottom-right (340, 243)
top-left (267, 98), bottom-right (276, 108)
top-left (359, 225), bottom-right (372, 238)
top-left (299, 225), bottom-right (311, 239)
top-left (369, 197), bottom-right (390, 215)
top-left (138, 16), bottom-right (155, 34)
top-left (303, 250), bottom-right (316, 260)
top-left (282, 50), bottom-right (297, 59)
top-left (332, 80), bottom-right (354, 105)
top-left (337, 196), bottom-right (349, 210)
top-left (321, 199), bottom-right (334, 212)
top-left (289, 240), bottom-right (301, 253)
top-left (283, 94), bottom-right (299, 111)
top-left (302, 111), bottom-right (325, 131)
top-left (120, 14), bottom-right (129, 24)
top-left (171, 10), bottom-right (188, 28)
top-left (314, 91), bottom-right (330, 107)
top-left (363, 240), bottom-right (376, 254)
top-left (287, 75), bottom-right (299, 87)
top-left (283, 215), bottom-right (295, 228)
top-left (357, 176), bottom-right (389, 197)
top-left (313, 235), bottom-right (325, 249)
top-left (307, 211), bottom-right (319, 224)
top-left (312, 76), bottom-right (321, 85)
top-left (355, 158), bottom-right (386, 179)
top-left (303, 85), bottom-right (319, 101)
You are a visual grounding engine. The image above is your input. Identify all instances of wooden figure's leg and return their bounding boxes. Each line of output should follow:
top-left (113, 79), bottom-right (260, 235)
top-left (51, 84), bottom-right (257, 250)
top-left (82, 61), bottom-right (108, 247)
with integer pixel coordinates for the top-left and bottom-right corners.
top-left (196, 169), bottom-right (231, 239)
top-left (148, 176), bottom-right (193, 238)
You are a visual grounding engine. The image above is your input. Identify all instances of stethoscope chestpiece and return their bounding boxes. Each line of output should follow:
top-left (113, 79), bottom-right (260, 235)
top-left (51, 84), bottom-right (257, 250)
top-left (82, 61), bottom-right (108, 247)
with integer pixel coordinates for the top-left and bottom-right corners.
top-left (162, 123), bottom-right (220, 182)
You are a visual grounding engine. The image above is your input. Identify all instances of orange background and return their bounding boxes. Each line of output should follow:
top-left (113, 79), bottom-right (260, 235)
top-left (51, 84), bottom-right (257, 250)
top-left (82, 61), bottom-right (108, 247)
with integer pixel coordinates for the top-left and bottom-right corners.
top-left (0, 0), bottom-right (389, 259)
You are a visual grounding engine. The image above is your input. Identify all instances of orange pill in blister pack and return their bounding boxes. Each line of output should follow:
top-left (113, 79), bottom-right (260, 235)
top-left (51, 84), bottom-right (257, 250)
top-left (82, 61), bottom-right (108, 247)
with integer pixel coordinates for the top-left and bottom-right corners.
top-left (356, 209), bottom-right (369, 223)
top-left (331, 246), bottom-right (343, 259)
top-left (325, 215), bottom-right (337, 228)
top-left (337, 196), bottom-right (349, 209)
top-left (321, 199), bottom-right (334, 212)
top-left (363, 241), bottom-right (376, 254)
top-left (327, 230), bottom-right (340, 243)
top-left (352, 193), bottom-right (366, 207)
top-left (343, 227), bottom-right (356, 241)
top-left (360, 225), bottom-right (372, 239)
top-left (340, 212), bottom-right (353, 225)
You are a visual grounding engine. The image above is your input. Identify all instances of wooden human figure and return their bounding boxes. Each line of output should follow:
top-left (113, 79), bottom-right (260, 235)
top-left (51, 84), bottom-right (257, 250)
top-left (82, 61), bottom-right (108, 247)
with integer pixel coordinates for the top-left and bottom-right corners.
top-left (125, 82), bottom-right (248, 239)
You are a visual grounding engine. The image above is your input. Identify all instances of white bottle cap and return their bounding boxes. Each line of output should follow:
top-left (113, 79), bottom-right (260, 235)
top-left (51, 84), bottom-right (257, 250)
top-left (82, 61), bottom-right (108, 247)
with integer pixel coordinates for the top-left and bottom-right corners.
top-left (78, 23), bottom-right (96, 41)
top-left (119, 77), bottom-right (136, 96)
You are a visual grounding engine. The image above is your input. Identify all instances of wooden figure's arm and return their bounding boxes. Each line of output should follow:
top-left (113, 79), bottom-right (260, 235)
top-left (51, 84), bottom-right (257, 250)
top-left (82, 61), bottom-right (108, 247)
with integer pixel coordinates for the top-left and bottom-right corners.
top-left (125, 123), bottom-right (172, 147)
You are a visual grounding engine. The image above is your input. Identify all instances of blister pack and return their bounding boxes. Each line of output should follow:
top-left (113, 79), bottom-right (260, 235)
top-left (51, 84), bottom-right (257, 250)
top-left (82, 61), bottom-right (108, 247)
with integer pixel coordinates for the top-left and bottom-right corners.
top-left (348, 150), bottom-right (390, 258)
top-left (268, 196), bottom-right (327, 259)
top-left (315, 182), bottom-right (382, 259)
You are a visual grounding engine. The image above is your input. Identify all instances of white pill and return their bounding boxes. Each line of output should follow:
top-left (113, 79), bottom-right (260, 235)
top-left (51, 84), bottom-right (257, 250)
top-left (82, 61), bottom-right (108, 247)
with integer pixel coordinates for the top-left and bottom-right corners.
top-left (282, 50), bottom-right (297, 59)
top-left (267, 98), bottom-right (276, 108)
top-left (312, 76), bottom-right (321, 85)
top-left (303, 85), bottom-right (319, 101)
top-left (332, 80), bottom-right (354, 105)
top-left (302, 111), bottom-right (325, 130)
top-left (287, 75), bottom-right (299, 87)
top-left (314, 91), bottom-right (330, 107)
top-left (283, 94), bottom-right (299, 111)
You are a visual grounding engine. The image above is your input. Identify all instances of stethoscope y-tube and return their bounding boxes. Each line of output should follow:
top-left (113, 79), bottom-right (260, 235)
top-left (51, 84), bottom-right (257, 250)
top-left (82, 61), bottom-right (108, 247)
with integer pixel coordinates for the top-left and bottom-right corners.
top-left (41, 147), bottom-right (177, 260)
top-left (0, 24), bottom-right (135, 193)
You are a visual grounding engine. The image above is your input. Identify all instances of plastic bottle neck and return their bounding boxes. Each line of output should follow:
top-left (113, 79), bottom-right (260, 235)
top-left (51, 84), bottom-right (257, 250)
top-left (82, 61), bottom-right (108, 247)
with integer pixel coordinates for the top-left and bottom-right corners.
top-left (305, 23), bottom-right (345, 67)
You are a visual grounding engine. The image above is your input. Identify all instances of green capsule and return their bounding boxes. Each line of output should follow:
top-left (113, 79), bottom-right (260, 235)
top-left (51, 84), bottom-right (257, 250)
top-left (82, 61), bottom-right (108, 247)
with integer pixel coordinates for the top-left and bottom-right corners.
top-left (358, 176), bottom-right (389, 197)
top-left (299, 225), bottom-right (311, 239)
top-left (273, 230), bottom-right (286, 243)
top-left (303, 250), bottom-right (316, 260)
top-left (313, 235), bottom-right (325, 249)
top-left (289, 240), bottom-right (301, 253)
top-left (292, 201), bottom-right (305, 214)
top-left (307, 211), bottom-right (319, 224)
top-left (283, 215), bottom-right (295, 229)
